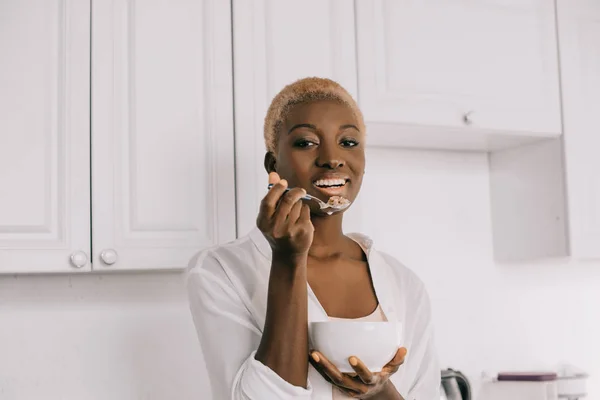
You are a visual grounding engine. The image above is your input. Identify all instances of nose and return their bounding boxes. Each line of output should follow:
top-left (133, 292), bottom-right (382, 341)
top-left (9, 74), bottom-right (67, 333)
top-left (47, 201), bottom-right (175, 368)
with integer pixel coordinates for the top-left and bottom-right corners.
top-left (316, 143), bottom-right (345, 169)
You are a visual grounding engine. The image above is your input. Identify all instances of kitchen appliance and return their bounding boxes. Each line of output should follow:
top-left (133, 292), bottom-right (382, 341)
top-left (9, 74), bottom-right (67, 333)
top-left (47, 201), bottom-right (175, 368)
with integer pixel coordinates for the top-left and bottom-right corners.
top-left (556, 364), bottom-right (588, 399)
top-left (479, 380), bottom-right (558, 400)
top-left (441, 369), bottom-right (471, 400)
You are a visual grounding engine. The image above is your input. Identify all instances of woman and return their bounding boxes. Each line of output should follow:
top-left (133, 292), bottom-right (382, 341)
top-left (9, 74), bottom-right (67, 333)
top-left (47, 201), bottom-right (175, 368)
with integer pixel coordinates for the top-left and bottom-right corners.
top-left (187, 77), bottom-right (440, 399)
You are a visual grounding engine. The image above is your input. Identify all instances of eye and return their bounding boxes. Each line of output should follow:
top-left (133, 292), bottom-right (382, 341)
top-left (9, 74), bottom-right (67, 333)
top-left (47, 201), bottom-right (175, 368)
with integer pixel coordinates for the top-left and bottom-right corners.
top-left (293, 138), bottom-right (318, 148)
top-left (340, 138), bottom-right (359, 148)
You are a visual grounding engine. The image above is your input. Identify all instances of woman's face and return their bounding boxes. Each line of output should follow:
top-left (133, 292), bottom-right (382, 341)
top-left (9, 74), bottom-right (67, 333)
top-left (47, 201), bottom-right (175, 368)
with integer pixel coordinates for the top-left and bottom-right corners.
top-left (267, 99), bottom-right (366, 213)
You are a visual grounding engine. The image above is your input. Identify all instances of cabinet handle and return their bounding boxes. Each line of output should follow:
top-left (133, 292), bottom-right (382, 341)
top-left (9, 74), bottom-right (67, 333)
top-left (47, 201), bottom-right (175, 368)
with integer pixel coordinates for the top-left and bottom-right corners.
top-left (70, 251), bottom-right (88, 269)
top-left (100, 249), bottom-right (118, 265)
top-left (463, 111), bottom-right (474, 125)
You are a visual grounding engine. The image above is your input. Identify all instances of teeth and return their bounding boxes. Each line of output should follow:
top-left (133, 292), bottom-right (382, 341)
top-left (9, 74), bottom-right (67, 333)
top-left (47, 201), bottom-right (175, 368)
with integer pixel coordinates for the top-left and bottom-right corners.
top-left (314, 178), bottom-right (346, 187)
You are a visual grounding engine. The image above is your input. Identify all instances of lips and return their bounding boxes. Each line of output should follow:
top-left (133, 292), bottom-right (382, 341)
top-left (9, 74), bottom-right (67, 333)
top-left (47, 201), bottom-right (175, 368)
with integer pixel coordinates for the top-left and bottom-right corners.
top-left (311, 175), bottom-right (350, 197)
top-left (313, 178), bottom-right (346, 187)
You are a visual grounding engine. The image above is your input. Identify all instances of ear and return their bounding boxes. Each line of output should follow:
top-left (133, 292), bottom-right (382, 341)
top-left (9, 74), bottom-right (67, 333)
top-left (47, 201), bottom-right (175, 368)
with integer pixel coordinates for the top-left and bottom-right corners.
top-left (264, 152), bottom-right (277, 174)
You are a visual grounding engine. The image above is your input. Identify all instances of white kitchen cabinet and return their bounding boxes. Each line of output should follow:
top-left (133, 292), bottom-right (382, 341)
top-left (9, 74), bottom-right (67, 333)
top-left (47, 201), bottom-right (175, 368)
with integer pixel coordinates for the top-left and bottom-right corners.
top-left (232, 0), bottom-right (358, 236)
top-left (489, 138), bottom-right (568, 262)
top-left (489, 0), bottom-right (600, 262)
top-left (0, 0), bottom-right (92, 273)
top-left (91, 0), bottom-right (236, 270)
top-left (355, 0), bottom-right (562, 151)
top-left (558, 0), bottom-right (600, 259)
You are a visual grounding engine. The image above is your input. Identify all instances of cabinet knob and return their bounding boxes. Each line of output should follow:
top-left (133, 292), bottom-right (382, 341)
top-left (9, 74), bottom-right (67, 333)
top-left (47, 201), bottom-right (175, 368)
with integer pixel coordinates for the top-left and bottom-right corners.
top-left (463, 111), bottom-right (474, 125)
top-left (70, 251), bottom-right (88, 268)
top-left (100, 249), bottom-right (118, 265)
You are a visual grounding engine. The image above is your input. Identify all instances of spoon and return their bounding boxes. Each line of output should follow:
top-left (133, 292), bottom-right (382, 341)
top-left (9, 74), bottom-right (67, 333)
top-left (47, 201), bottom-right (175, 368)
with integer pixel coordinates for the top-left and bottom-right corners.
top-left (267, 184), bottom-right (351, 214)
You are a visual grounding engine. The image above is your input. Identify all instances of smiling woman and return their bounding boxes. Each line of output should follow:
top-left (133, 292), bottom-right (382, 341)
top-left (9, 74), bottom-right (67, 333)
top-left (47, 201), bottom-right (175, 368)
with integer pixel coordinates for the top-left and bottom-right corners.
top-left (266, 95), bottom-right (363, 217)
top-left (186, 77), bottom-right (441, 400)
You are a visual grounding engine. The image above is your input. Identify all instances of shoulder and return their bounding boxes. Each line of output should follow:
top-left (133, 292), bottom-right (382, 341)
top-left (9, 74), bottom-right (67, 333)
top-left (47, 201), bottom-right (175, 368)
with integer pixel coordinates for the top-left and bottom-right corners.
top-left (374, 251), bottom-right (437, 328)
top-left (349, 231), bottom-right (431, 304)
top-left (187, 229), bottom-right (269, 285)
top-left (350, 232), bottom-right (427, 290)
top-left (350, 232), bottom-right (429, 303)
top-left (377, 250), bottom-right (426, 291)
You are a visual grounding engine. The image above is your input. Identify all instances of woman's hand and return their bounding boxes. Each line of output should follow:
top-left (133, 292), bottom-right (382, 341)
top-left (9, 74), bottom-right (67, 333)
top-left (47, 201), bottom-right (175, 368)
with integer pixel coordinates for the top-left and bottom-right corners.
top-left (255, 172), bottom-right (314, 387)
top-left (256, 172), bottom-right (314, 258)
top-left (309, 348), bottom-right (407, 399)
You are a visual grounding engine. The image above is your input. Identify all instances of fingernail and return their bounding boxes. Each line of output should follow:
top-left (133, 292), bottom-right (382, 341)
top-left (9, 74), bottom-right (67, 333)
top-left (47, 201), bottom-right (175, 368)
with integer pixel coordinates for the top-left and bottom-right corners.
top-left (268, 172), bottom-right (279, 184)
top-left (349, 357), bottom-right (358, 366)
top-left (311, 352), bottom-right (320, 363)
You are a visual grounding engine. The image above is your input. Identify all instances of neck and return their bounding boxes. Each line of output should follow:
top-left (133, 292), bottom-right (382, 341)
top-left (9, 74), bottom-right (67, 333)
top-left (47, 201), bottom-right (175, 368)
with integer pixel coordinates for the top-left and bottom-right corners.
top-left (309, 212), bottom-right (346, 255)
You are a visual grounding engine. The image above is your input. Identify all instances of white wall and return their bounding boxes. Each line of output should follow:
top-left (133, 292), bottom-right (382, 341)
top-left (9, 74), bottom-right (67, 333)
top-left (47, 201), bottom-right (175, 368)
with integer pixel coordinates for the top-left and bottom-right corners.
top-left (1, 148), bottom-right (598, 399)
top-left (0, 272), bottom-right (210, 400)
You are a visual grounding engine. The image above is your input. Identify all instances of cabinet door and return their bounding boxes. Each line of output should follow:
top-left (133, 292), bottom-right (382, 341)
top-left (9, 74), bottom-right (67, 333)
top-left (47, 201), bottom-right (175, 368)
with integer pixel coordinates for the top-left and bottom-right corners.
top-left (356, 0), bottom-right (561, 136)
top-left (91, 0), bottom-right (236, 271)
top-left (233, 0), bottom-right (357, 236)
top-left (559, 0), bottom-right (600, 259)
top-left (0, 0), bottom-right (91, 273)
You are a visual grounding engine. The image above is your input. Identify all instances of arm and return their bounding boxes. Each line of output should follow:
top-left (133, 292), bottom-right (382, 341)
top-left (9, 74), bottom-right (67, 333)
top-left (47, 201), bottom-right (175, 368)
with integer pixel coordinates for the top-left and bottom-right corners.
top-left (403, 329), bottom-right (440, 400)
top-left (187, 174), bottom-right (314, 399)
top-left (389, 278), bottom-right (441, 400)
top-left (367, 283), bottom-right (439, 400)
top-left (255, 252), bottom-right (309, 387)
top-left (187, 252), bottom-right (312, 400)
top-left (254, 173), bottom-right (314, 388)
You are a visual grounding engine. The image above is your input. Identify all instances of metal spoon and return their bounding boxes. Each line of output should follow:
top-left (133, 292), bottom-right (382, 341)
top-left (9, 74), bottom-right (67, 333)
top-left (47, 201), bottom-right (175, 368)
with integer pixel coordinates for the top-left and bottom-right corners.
top-left (267, 184), bottom-right (351, 214)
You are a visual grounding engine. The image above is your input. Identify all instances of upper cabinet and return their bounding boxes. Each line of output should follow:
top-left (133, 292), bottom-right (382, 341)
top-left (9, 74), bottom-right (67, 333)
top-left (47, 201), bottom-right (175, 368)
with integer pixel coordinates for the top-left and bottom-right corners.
top-left (232, 0), bottom-right (357, 237)
top-left (558, 0), bottom-right (600, 259)
top-left (91, 0), bottom-right (236, 271)
top-left (355, 0), bottom-right (563, 151)
top-left (0, 0), bottom-right (91, 273)
top-left (1, 0), bottom-right (235, 273)
top-left (489, 0), bottom-right (600, 262)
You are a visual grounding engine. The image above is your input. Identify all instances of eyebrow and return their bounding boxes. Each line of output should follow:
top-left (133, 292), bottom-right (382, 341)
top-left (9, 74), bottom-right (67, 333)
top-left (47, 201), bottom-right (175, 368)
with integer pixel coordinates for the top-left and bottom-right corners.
top-left (287, 124), bottom-right (316, 134)
top-left (340, 124), bottom-right (360, 132)
top-left (287, 124), bottom-right (361, 134)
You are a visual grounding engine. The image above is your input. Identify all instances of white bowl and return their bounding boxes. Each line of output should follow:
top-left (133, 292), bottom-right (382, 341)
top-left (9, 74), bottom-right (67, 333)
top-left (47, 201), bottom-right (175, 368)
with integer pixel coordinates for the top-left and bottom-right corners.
top-left (310, 321), bottom-right (401, 373)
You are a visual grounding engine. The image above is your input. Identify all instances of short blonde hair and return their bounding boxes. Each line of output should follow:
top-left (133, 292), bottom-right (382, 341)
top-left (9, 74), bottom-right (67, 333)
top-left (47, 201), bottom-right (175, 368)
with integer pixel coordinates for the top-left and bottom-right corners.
top-left (263, 77), bottom-right (365, 153)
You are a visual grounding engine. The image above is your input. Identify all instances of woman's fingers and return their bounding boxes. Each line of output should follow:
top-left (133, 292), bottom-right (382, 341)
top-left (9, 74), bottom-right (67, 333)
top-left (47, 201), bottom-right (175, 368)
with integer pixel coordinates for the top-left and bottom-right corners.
top-left (257, 174), bottom-right (314, 255)
top-left (348, 356), bottom-right (376, 384)
top-left (310, 351), bottom-right (345, 385)
top-left (287, 198), bottom-right (304, 225)
top-left (382, 347), bottom-right (407, 374)
top-left (298, 204), bottom-right (314, 234)
top-left (257, 179), bottom-right (288, 224)
top-left (299, 203), bottom-right (311, 221)
top-left (272, 188), bottom-right (306, 233)
top-left (310, 352), bottom-right (367, 395)
top-left (310, 361), bottom-right (358, 397)
top-left (268, 171), bottom-right (280, 185)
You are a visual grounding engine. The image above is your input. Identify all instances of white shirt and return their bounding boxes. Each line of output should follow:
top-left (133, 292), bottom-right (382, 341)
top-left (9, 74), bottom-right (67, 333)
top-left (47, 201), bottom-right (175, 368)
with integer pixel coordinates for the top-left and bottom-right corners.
top-left (186, 228), bottom-right (441, 400)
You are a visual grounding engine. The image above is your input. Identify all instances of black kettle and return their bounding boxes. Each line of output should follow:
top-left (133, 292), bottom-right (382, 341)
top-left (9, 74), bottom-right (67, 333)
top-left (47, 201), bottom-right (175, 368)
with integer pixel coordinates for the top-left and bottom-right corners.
top-left (441, 369), bottom-right (471, 400)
